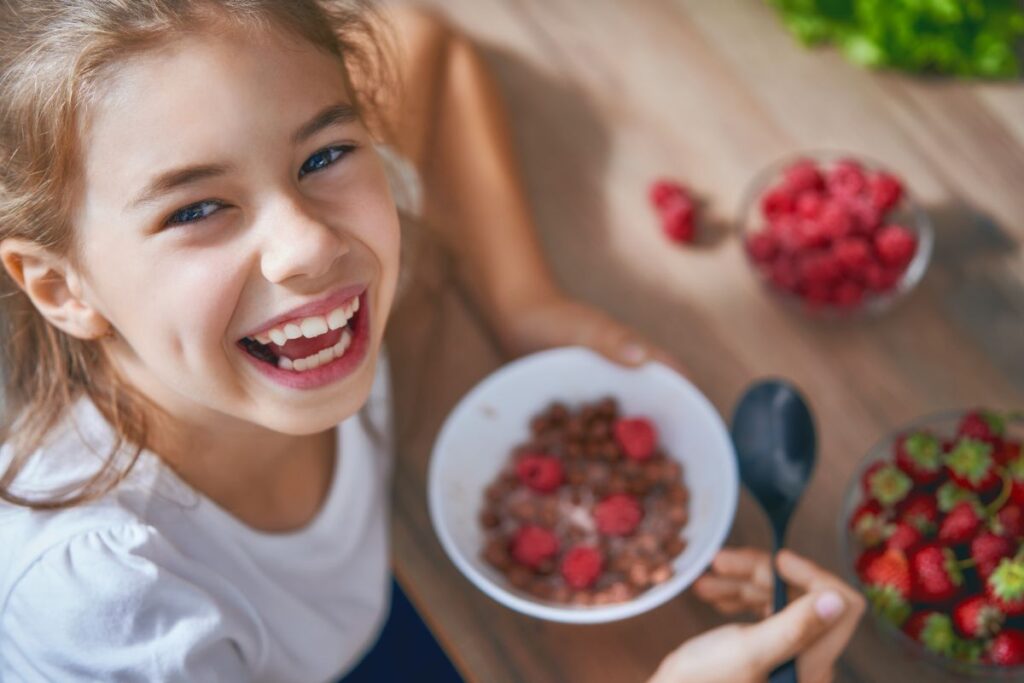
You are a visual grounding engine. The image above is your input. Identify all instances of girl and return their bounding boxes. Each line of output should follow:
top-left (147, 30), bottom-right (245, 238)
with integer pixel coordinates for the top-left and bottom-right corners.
top-left (0, 2), bottom-right (861, 681)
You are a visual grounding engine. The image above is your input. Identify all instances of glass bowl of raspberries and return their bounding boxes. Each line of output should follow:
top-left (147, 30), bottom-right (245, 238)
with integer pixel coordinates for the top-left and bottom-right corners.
top-left (740, 152), bottom-right (934, 316)
top-left (841, 409), bottom-right (1024, 676)
top-left (427, 346), bottom-right (739, 624)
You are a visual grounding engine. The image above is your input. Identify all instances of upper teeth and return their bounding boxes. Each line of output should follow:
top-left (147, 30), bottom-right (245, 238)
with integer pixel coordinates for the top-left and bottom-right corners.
top-left (253, 297), bottom-right (359, 346)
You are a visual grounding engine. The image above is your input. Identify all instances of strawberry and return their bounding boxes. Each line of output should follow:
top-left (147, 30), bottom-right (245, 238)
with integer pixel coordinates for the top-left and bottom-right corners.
top-left (936, 481), bottom-right (981, 514)
top-left (995, 440), bottom-right (1021, 466)
top-left (894, 431), bottom-right (943, 485)
top-left (952, 595), bottom-right (1004, 638)
top-left (993, 504), bottom-right (1024, 539)
top-left (911, 543), bottom-right (963, 603)
top-left (516, 454), bottom-right (565, 493)
top-left (849, 499), bottom-right (890, 547)
top-left (856, 547), bottom-right (884, 582)
top-left (885, 521), bottom-right (923, 553)
top-left (593, 493), bottom-right (644, 536)
top-left (898, 492), bottom-right (939, 533)
top-left (903, 611), bottom-right (958, 658)
top-left (988, 629), bottom-right (1024, 666)
top-left (946, 438), bottom-right (1000, 493)
top-left (862, 462), bottom-right (913, 507)
top-left (971, 532), bottom-right (1015, 583)
top-left (862, 547), bottom-right (912, 598)
top-left (1008, 453), bottom-right (1024, 506)
top-left (958, 410), bottom-right (1005, 445)
top-left (613, 418), bottom-right (657, 462)
top-left (560, 545), bottom-right (604, 590)
top-left (938, 501), bottom-right (982, 546)
top-left (510, 525), bottom-right (559, 569)
top-left (987, 556), bottom-right (1024, 616)
top-left (862, 548), bottom-right (912, 626)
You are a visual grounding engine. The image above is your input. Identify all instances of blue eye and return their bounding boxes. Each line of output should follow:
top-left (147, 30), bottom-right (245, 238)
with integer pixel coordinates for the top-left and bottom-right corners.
top-left (299, 145), bottom-right (355, 178)
top-left (166, 200), bottom-right (224, 226)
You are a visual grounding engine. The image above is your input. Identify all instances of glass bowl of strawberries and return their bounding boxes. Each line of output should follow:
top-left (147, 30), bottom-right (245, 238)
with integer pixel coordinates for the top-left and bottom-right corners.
top-left (739, 152), bottom-right (934, 316)
top-left (841, 409), bottom-right (1024, 676)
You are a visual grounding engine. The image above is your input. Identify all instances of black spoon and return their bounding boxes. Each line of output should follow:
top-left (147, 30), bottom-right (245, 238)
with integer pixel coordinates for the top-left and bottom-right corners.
top-left (731, 379), bottom-right (817, 683)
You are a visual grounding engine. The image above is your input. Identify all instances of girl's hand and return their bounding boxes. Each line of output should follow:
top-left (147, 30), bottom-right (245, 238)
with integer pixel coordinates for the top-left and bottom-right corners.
top-left (494, 289), bottom-right (686, 374)
top-left (649, 549), bottom-right (865, 683)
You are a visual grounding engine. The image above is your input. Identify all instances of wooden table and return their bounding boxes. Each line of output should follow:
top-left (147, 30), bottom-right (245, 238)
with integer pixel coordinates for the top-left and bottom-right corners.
top-left (384, 1), bottom-right (1024, 681)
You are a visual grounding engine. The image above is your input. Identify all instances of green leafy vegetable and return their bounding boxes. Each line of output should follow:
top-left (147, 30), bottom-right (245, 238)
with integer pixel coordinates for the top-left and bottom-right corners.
top-left (769, 0), bottom-right (1024, 78)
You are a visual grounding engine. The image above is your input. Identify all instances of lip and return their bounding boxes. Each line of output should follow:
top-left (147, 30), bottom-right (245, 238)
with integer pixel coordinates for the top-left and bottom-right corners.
top-left (238, 290), bottom-right (371, 390)
top-left (240, 282), bottom-right (368, 339)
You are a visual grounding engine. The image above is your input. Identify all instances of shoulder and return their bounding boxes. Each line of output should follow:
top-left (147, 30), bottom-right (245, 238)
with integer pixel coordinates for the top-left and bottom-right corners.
top-left (1, 523), bottom-right (247, 681)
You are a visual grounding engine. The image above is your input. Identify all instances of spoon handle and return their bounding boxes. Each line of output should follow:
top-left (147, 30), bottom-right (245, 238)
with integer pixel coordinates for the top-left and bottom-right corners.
top-left (768, 555), bottom-right (798, 683)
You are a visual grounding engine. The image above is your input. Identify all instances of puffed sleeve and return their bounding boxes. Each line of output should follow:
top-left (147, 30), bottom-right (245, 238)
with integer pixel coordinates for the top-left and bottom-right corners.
top-left (1, 523), bottom-right (249, 682)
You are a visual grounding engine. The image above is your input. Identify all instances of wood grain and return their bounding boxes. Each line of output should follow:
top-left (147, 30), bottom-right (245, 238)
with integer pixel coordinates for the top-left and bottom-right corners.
top-left (384, 1), bottom-right (1024, 681)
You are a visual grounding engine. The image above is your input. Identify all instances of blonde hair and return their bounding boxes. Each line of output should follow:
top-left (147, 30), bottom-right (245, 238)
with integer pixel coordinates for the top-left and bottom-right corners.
top-left (0, 0), bottom-right (395, 510)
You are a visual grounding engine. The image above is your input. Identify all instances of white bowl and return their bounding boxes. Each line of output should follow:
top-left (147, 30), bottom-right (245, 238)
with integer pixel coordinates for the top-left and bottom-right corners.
top-left (427, 346), bottom-right (739, 624)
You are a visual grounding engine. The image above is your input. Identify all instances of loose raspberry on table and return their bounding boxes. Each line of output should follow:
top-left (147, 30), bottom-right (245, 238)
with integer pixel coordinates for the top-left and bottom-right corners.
top-left (593, 493), bottom-right (644, 536)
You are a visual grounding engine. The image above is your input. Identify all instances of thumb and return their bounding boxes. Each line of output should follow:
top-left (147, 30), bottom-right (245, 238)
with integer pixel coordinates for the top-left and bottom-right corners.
top-left (742, 590), bottom-right (846, 671)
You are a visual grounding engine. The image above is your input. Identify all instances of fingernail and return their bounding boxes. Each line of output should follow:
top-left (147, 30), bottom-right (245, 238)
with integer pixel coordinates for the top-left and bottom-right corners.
top-left (815, 591), bottom-right (844, 621)
top-left (622, 343), bottom-right (647, 364)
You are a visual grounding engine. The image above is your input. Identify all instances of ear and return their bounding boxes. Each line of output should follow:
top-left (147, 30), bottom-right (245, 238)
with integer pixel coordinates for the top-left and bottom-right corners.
top-left (0, 238), bottom-right (112, 340)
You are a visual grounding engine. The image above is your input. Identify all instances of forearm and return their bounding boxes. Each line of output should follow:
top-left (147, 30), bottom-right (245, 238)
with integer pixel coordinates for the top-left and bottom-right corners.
top-left (385, 11), bottom-right (560, 338)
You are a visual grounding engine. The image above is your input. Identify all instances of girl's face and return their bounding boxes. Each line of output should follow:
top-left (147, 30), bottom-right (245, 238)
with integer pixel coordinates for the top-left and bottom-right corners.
top-left (72, 24), bottom-right (400, 436)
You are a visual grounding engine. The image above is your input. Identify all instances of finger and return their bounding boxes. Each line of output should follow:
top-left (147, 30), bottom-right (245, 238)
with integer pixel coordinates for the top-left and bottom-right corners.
top-left (693, 575), bottom-right (742, 602)
top-left (777, 550), bottom-right (866, 607)
top-left (713, 598), bottom-right (750, 616)
top-left (711, 547), bottom-right (771, 581)
top-left (742, 590), bottom-right (847, 672)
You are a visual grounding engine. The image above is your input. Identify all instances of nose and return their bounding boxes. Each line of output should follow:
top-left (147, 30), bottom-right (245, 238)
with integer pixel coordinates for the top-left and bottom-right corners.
top-left (259, 193), bottom-right (350, 284)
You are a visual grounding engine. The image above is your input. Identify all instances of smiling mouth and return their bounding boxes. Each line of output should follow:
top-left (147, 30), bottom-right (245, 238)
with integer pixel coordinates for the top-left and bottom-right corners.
top-left (238, 293), bottom-right (363, 372)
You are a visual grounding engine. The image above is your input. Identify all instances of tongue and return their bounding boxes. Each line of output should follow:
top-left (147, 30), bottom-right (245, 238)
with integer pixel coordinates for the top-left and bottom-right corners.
top-left (270, 328), bottom-right (343, 360)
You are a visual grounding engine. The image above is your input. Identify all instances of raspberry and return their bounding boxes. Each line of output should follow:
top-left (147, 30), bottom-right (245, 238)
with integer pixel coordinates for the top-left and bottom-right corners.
top-left (818, 201), bottom-right (854, 241)
top-left (803, 284), bottom-right (832, 309)
top-left (613, 417), bottom-right (657, 461)
top-left (769, 256), bottom-right (799, 291)
top-left (561, 545), bottom-right (604, 589)
top-left (833, 237), bottom-right (872, 277)
top-left (795, 191), bottom-right (825, 220)
top-left (649, 178), bottom-right (687, 210)
top-left (746, 231), bottom-right (779, 264)
top-left (510, 525), bottom-right (559, 568)
top-left (875, 225), bottom-right (917, 269)
top-left (868, 172), bottom-right (904, 212)
top-left (783, 159), bottom-right (824, 194)
top-left (661, 195), bottom-right (696, 244)
top-left (846, 198), bottom-right (882, 235)
top-left (795, 217), bottom-right (830, 250)
top-left (769, 215), bottom-right (803, 254)
top-left (593, 493), bottom-right (644, 536)
top-left (515, 454), bottom-right (565, 493)
top-left (864, 262), bottom-right (902, 292)
top-left (760, 186), bottom-right (796, 221)
top-left (797, 250), bottom-right (842, 288)
top-left (832, 280), bottom-right (864, 309)
top-left (827, 159), bottom-right (868, 197)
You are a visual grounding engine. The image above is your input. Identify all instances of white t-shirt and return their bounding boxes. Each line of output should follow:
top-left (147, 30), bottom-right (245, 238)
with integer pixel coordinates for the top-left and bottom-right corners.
top-left (0, 355), bottom-right (395, 683)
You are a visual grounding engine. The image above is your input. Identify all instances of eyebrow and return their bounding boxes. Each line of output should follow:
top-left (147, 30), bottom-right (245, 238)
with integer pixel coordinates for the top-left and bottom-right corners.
top-left (127, 102), bottom-right (358, 210)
